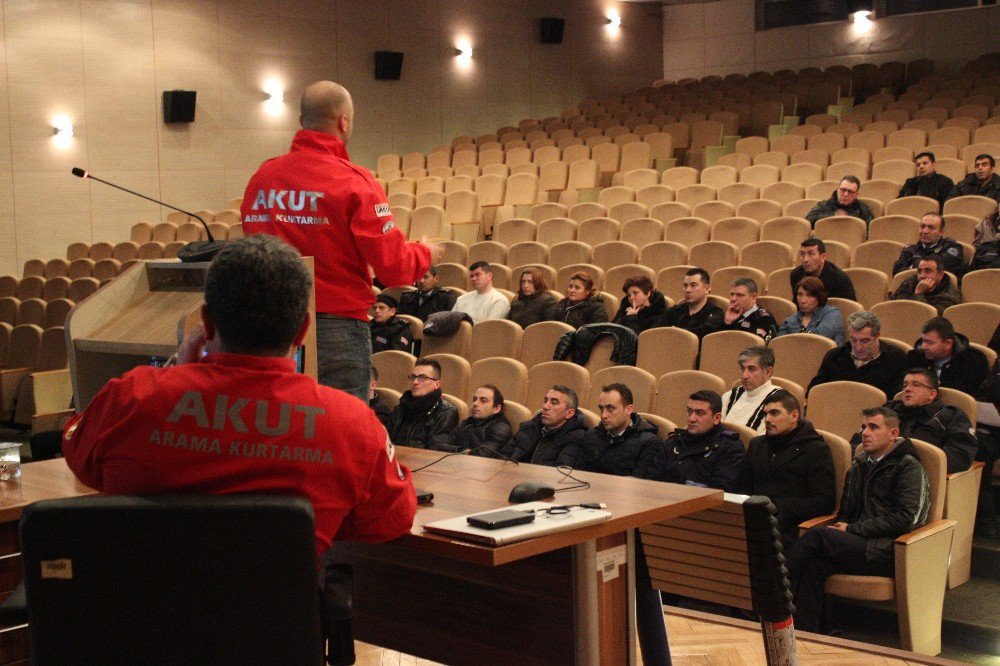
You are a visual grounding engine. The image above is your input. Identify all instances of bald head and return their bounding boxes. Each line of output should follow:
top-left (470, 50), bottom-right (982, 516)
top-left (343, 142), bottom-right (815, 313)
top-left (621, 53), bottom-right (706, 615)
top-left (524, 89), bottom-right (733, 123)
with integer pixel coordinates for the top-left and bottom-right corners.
top-left (300, 81), bottom-right (354, 142)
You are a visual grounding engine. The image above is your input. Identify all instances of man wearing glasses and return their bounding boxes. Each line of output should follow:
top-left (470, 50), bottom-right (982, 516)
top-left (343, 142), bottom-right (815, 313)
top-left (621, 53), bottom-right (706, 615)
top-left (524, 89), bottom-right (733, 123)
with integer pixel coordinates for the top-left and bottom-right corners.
top-left (385, 359), bottom-right (459, 450)
top-left (877, 368), bottom-right (977, 474)
top-left (805, 176), bottom-right (874, 226)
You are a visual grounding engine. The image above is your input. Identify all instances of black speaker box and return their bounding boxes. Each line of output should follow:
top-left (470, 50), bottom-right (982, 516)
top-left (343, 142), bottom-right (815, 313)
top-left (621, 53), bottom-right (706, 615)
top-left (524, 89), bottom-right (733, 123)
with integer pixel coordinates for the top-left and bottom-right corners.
top-left (374, 51), bottom-right (404, 80)
top-left (540, 17), bottom-right (565, 44)
top-left (162, 90), bottom-right (196, 123)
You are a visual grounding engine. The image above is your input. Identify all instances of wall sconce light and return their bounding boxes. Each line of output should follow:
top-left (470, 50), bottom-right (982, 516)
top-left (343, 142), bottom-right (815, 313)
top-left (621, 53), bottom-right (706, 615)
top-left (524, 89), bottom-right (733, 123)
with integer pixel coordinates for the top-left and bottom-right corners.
top-left (455, 40), bottom-right (473, 61)
top-left (606, 12), bottom-right (622, 30)
top-left (264, 80), bottom-right (284, 115)
top-left (848, 0), bottom-right (874, 26)
top-left (52, 114), bottom-right (73, 148)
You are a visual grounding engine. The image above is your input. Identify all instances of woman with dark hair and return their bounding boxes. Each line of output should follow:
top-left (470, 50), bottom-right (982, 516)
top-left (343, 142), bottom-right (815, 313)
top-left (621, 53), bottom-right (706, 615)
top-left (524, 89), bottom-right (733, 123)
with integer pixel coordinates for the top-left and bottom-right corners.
top-left (552, 271), bottom-right (609, 329)
top-left (777, 276), bottom-right (844, 344)
top-left (613, 275), bottom-right (668, 334)
top-left (507, 267), bottom-right (558, 328)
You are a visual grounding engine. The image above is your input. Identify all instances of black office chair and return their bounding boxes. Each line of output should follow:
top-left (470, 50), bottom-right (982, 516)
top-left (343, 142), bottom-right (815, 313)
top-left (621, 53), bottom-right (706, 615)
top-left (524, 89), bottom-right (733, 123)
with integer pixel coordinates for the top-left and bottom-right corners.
top-left (1, 494), bottom-right (354, 665)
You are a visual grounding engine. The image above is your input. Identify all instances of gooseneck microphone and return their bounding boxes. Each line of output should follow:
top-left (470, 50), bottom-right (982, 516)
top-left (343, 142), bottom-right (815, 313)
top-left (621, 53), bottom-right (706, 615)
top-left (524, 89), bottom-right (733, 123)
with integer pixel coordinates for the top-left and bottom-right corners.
top-left (71, 167), bottom-right (228, 262)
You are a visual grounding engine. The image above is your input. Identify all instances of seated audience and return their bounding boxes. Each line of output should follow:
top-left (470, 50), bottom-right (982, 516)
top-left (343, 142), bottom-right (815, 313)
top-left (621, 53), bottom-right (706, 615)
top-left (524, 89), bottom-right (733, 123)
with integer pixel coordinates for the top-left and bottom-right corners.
top-left (974, 360), bottom-right (1000, 537)
top-left (808, 310), bottom-right (908, 399)
top-left (612, 275), bottom-right (668, 334)
top-left (891, 212), bottom-right (964, 276)
top-left (385, 358), bottom-right (459, 450)
top-left (950, 153), bottom-right (1000, 203)
top-left (805, 176), bottom-right (873, 226)
top-left (722, 277), bottom-right (777, 339)
top-left (61, 235), bottom-right (416, 559)
top-left (368, 365), bottom-right (392, 427)
top-left (974, 209), bottom-right (1000, 248)
top-left (721, 345), bottom-right (781, 435)
top-left (736, 390), bottom-right (837, 548)
top-left (552, 271), bottom-right (610, 329)
top-left (777, 277), bottom-right (844, 345)
top-left (451, 261), bottom-right (510, 323)
top-left (504, 385), bottom-right (588, 466)
top-left (653, 390), bottom-right (745, 489)
top-left (897, 152), bottom-right (954, 211)
top-left (450, 385), bottom-right (513, 457)
top-left (879, 368), bottom-right (977, 474)
top-left (577, 383), bottom-right (661, 478)
top-left (369, 294), bottom-right (413, 353)
top-left (398, 266), bottom-right (457, 322)
top-left (658, 267), bottom-right (724, 339)
top-left (789, 238), bottom-right (857, 301)
top-left (787, 407), bottom-right (929, 633)
top-left (507, 267), bottom-right (558, 328)
top-left (905, 317), bottom-right (990, 395)
top-left (890, 255), bottom-right (962, 316)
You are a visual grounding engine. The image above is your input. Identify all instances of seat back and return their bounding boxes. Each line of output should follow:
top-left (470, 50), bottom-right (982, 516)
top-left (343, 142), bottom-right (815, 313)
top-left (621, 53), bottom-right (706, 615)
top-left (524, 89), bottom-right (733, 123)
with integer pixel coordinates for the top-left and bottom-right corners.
top-left (652, 370), bottom-right (727, 427)
top-left (942, 303), bottom-right (1000, 347)
top-left (19, 495), bottom-right (323, 665)
top-left (470, 319), bottom-right (523, 362)
top-left (526, 361), bottom-right (591, 413)
top-left (842, 268), bottom-right (889, 309)
top-left (471, 357), bottom-right (528, 406)
top-left (699, 330), bottom-right (765, 386)
top-left (815, 429), bottom-right (855, 511)
top-left (961, 269), bottom-right (1000, 306)
top-left (589, 366), bottom-right (657, 413)
top-left (371, 350), bottom-right (417, 394)
top-left (520, 321), bottom-right (574, 369)
top-left (768, 333), bottom-right (837, 390)
top-left (911, 439), bottom-right (948, 522)
top-left (807, 381), bottom-right (887, 441)
top-left (636, 327), bottom-right (698, 378)
top-left (871, 300), bottom-right (937, 345)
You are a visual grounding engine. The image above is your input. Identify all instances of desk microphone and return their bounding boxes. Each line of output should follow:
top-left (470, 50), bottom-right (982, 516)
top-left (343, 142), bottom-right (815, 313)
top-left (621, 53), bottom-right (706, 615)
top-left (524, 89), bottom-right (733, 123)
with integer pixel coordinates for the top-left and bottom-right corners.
top-left (71, 167), bottom-right (228, 262)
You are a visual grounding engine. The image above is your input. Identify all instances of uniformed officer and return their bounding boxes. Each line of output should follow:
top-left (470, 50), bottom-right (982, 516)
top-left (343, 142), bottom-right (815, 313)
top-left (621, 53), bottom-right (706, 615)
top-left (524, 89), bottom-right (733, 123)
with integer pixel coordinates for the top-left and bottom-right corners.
top-left (891, 212), bottom-right (965, 276)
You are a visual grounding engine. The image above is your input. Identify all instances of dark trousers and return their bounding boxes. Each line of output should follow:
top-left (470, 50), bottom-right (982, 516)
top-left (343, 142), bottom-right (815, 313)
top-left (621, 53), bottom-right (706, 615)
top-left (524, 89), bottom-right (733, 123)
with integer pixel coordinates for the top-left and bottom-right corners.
top-left (634, 532), bottom-right (672, 666)
top-left (976, 426), bottom-right (998, 529)
top-left (784, 526), bottom-right (893, 632)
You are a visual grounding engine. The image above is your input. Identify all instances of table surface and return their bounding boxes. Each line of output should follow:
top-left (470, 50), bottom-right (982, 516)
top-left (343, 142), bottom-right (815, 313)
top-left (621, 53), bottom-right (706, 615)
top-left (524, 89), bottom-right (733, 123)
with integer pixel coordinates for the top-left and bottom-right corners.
top-left (396, 446), bottom-right (723, 566)
top-left (0, 458), bottom-right (97, 524)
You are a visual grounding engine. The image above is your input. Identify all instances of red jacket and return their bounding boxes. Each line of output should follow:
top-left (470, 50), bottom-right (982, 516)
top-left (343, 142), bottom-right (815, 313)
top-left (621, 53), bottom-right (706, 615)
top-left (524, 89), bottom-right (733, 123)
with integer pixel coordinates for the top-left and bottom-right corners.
top-left (241, 130), bottom-right (430, 319)
top-left (62, 353), bottom-right (416, 558)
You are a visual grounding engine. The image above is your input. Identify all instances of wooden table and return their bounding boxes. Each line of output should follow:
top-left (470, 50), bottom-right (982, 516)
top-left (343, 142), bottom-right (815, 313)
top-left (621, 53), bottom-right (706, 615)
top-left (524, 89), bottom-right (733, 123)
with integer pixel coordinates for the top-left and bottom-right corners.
top-left (0, 459), bottom-right (96, 664)
top-left (330, 447), bottom-right (723, 665)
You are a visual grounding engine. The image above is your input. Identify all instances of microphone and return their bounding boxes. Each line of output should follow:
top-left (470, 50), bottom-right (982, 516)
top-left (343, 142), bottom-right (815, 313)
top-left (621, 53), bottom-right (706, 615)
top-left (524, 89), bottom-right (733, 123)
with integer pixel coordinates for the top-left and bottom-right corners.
top-left (71, 167), bottom-right (227, 262)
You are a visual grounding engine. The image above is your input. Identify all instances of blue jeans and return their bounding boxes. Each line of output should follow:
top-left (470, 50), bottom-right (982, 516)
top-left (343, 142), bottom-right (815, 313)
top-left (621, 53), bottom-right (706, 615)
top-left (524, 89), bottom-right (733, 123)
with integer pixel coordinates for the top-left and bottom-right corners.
top-left (315, 315), bottom-right (371, 402)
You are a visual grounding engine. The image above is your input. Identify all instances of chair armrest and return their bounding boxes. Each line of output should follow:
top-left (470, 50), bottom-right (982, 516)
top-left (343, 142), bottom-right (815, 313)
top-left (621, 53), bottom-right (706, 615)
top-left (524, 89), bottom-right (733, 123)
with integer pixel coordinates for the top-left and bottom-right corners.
top-left (799, 514), bottom-right (837, 535)
top-left (947, 461), bottom-right (985, 481)
top-left (895, 519), bottom-right (957, 546)
top-left (0, 582), bottom-right (27, 626)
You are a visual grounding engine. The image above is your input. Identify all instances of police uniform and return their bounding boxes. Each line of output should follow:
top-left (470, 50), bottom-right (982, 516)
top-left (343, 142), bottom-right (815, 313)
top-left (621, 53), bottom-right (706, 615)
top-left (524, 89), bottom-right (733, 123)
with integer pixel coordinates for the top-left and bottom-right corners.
top-left (62, 353), bottom-right (417, 558)
top-left (723, 305), bottom-right (777, 339)
top-left (891, 236), bottom-right (965, 275)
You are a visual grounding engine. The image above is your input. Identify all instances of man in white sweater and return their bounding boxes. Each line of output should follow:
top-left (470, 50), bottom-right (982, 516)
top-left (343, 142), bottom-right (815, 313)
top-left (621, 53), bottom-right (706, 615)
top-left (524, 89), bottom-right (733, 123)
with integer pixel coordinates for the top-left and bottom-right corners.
top-left (720, 345), bottom-right (782, 434)
top-left (452, 261), bottom-right (510, 323)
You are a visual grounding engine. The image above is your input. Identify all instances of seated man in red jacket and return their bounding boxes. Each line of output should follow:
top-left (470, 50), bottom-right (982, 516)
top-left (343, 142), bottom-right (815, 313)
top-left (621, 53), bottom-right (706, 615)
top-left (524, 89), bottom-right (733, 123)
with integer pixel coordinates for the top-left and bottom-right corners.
top-left (63, 235), bottom-right (417, 560)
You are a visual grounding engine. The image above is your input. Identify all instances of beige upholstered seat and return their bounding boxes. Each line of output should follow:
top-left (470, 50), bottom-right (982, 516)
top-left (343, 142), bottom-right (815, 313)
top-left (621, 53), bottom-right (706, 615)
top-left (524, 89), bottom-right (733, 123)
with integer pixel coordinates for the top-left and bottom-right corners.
top-left (526, 361), bottom-right (590, 413)
top-left (589, 366), bottom-right (657, 412)
top-left (871, 300), bottom-right (938, 345)
top-left (806, 381), bottom-right (887, 441)
top-left (768, 333), bottom-right (837, 390)
top-left (942, 303), bottom-right (1000, 346)
top-left (698, 330), bottom-right (765, 386)
top-left (469, 319), bottom-right (523, 363)
top-left (652, 370), bottom-right (727, 427)
top-left (519, 321), bottom-right (574, 369)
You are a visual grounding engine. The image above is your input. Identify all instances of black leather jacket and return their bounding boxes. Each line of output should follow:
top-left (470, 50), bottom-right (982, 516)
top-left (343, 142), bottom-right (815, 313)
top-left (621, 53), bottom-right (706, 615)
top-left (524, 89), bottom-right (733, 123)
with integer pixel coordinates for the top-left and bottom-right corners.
top-left (881, 398), bottom-right (977, 474)
top-left (554, 323), bottom-right (639, 366)
top-left (503, 412), bottom-right (589, 467)
top-left (386, 391), bottom-right (459, 451)
top-left (450, 412), bottom-right (513, 457)
top-left (577, 414), bottom-right (661, 479)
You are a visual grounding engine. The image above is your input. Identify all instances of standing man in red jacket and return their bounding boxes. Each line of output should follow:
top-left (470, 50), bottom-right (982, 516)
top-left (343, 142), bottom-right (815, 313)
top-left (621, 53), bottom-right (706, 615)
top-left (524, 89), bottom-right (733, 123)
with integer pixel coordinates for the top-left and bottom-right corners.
top-left (242, 80), bottom-right (434, 401)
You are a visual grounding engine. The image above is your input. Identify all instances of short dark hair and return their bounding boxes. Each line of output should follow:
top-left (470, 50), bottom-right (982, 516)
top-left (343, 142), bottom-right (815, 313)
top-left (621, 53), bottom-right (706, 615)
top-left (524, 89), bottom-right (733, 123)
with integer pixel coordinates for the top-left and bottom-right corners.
top-left (905, 367), bottom-right (939, 390)
top-left (915, 151), bottom-right (935, 163)
top-left (976, 153), bottom-right (996, 167)
top-left (917, 254), bottom-right (945, 272)
top-left (762, 389), bottom-right (800, 414)
top-left (685, 267), bottom-right (711, 284)
top-left (602, 382), bottom-right (634, 406)
top-left (550, 384), bottom-right (579, 411)
top-left (924, 212), bottom-right (945, 229)
top-left (469, 261), bottom-right (492, 274)
top-left (479, 384), bottom-right (504, 409)
top-left (840, 175), bottom-right (861, 189)
top-left (921, 317), bottom-right (956, 342)
top-left (622, 275), bottom-right (654, 295)
top-left (862, 406), bottom-right (900, 430)
top-left (800, 237), bottom-right (827, 254)
top-left (376, 293), bottom-right (399, 309)
top-left (689, 389), bottom-right (722, 415)
top-left (426, 265), bottom-right (439, 276)
top-left (205, 235), bottom-right (310, 355)
top-left (569, 271), bottom-right (596, 295)
top-left (370, 365), bottom-right (379, 381)
top-left (731, 277), bottom-right (759, 294)
top-left (414, 358), bottom-right (442, 377)
top-left (795, 275), bottom-right (829, 307)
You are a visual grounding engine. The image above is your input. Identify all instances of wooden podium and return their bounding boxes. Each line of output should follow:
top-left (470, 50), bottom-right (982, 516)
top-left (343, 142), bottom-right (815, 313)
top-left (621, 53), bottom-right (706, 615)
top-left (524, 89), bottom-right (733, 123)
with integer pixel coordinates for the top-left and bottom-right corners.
top-left (66, 258), bottom-right (317, 410)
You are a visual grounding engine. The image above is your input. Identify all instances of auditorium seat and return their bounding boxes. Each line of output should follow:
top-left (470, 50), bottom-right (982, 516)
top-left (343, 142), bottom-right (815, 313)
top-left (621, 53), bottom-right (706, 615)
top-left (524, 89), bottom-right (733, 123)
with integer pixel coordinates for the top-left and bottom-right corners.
top-left (526, 361), bottom-right (590, 413)
top-left (620, 218), bottom-right (664, 249)
top-left (41, 276), bottom-right (69, 303)
top-left (469, 319), bottom-right (523, 363)
top-left (16, 299), bottom-right (45, 327)
top-left (652, 370), bottom-right (727, 427)
top-left (741, 241), bottom-right (794, 278)
top-left (43, 259), bottom-right (68, 279)
top-left (814, 216), bottom-right (868, 250)
top-left (16, 276), bottom-right (44, 301)
top-left (44, 298), bottom-right (73, 330)
top-left (520, 321), bottom-right (574, 369)
top-left (507, 242), bottom-right (547, 269)
top-left (941, 303), bottom-right (1000, 346)
top-left (593, 241), bottom-right (638, 271)
top-left (0, 323), bottom-right (42, 420)
top-left (467, 241), bottom-right (506, 266)
top-left (769, 333), bottom-right (837, 390)
top-left (717, 183), bottom-right (760, 208)
top-left (688, 241), bottom-right (738, 274)
top-left (736, 199), bottom-right (783, 224)
top-left (589, 366), bottom-right (656, 412)
top-left (853, 241), bottom-right (907, 280)
top-left (471, 357), bottom-right (528, 406)
top-left (0, 276), bottom-right (16, 300)
top-left (871, 300), bottom-right (938, 344)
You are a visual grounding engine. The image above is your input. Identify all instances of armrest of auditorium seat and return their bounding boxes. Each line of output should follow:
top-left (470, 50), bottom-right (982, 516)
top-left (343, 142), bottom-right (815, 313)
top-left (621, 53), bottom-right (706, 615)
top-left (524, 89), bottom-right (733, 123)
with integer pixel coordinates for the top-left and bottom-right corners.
top-left (894, 518), bottom-right (956, 656)
top-left (945, 462), bottom-right (985, 588)
top-left (0, 368), bottom-right (33, 420)
top-left (16, 369), bottom-right (72, 427)
top-left (799, 514), bottom-right (837, 535)
top-left (0, 582), bottom-right (26, 626)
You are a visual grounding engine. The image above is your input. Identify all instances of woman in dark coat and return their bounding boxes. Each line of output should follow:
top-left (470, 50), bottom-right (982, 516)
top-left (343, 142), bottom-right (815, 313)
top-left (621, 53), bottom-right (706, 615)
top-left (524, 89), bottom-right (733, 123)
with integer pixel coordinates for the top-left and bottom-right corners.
top-left (506, 267), bottom-right (558, 328)
top-left (612, 275), bottom-right (668, 334)
top-left (552, 271), bottom-right (609, 329)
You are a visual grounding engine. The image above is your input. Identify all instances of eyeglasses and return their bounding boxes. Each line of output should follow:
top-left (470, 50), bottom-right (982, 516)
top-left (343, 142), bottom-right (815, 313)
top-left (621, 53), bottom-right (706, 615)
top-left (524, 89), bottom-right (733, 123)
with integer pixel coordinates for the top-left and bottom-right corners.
top-left (902, 380), bottom-right (933, 390)
top-left (838, 187), bottom-right (859, 195)
top-left (407, 373), bottom-right (439, 383)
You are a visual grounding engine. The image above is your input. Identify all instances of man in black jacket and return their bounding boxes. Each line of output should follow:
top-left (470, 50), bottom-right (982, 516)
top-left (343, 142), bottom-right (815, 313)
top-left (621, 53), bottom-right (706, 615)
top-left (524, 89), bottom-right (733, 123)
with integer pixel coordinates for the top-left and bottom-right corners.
top-left (879, 368), bottom-right (977, 474)
top-left (891, 212), bottom-right (965, 276)
top-left (786, 407), bottom-right (929, 633)
top-left (808, 310), bottom-right (908, 399)
top-left (577, 383), bottom-right (661, 478)
top-left (736, 390), bottom-right (836, 548)
top-left (397, 266), bottom-right (457, 322)
top-left (503, 385), bottom-right (588, 466)
top-left (450, 385), bottom-right (512, 456)
top-left (950, 153), bottom-right (1000, 203)
top-left (368, 366), bottom-right (392, 427)
top-left (722, 277), bottom-right (777, 339)
top-left (897, 152), bottom-right (954, 212)
top-left (905, 317), bottom-right (990, 395)
top-left (659, 267), bottom-right (724, 339)
top-left (385, 359), bottom-right (459, 451)
top-left (653, 390), bottom-right (745, 490)
top-left (805, 176), bottom-right (874, 225)
top-left (369, 294), bottom-right (413, 353)
top-left (789, 238), bottom-right (857, 301)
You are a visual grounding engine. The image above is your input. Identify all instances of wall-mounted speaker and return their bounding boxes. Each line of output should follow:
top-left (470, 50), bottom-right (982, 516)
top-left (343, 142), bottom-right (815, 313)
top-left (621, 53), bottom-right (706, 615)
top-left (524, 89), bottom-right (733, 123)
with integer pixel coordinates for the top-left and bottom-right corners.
top-left (374, 51), bottom-right (404, 80)
top-left (162, 90), bottom-right (196, 123)
top-left (540, 17), bottom-right (565, 44)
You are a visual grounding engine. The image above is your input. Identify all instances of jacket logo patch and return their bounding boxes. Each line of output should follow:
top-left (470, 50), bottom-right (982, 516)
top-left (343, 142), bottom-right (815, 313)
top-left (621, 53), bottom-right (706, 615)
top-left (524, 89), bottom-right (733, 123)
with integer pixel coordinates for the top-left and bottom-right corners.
top-left (381, 221), bottom-right (395, 233)
top-left (374, 203), bottom-right (392, 217)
